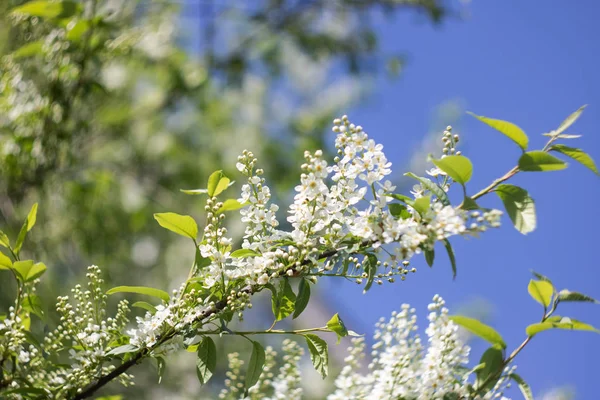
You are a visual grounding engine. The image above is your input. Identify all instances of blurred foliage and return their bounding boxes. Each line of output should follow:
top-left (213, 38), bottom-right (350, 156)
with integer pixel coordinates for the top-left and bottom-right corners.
top-left (0, 0), bottom-right (450, 397)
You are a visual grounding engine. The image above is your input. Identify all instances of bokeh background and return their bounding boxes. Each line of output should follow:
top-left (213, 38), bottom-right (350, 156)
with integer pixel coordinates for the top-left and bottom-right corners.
top-left (1, 0), bottom-right (598, 399)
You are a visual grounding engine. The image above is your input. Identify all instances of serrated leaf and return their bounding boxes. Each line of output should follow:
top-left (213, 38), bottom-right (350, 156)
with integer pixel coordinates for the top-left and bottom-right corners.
top-left (550, 145), bottom-right (598, 175)
top-left (326, 313), bottom-right (349, 344)
top-left (12, 1), bottom-right (80, 19)
top-left (449, 316), bottom-right (506, 349)
top-left (468, 112), bottom-right (528, 150)
top-left (518, 151), bottom-right (567, 172)
top-left (431, 155), bottom-right (473, 185)
top-left (217, 199), bottom-right (247, 214)
top-left (107, 286), bottom-right (170, 302)
top-left (509, 373), bottom-right (534, 400)
top-left (0, 252), bottom-right (12, 270)
top-left (14, 203), bottom-right (38, 255)
top-left (293, 278), bottom-right (311, 319)
top-left (207, 170), bottom-right (230, 197)
top-left (557, 290), bottom-right (599, 304)
top-left (424, 248), bottom-right (435, 267)
top-left (272, 278), bottom-right (296, 321)
top-left (476, 346), bottom-right (504, 391)
top-left (555, 105), bottom-right (586, 136)
top-left (443, 239), bottom-right (457, 279)
top-left (154, 212), bottom-right (198, 239)
top-left (526, 317), bottom-right (600, 336)
top-left (106, 344), bottom-right (138, 356)
top-left (528, 280), bottom-right (554, 308)
top-left (495, 184), bottom-right (536, 234)
top-left (230, 248), bottom-right (260, 258)
top-left (245, 341), bottom-right (266, 389)
top-left (305, 334), bottom-right (328, 378)
top-left (132, 301), bottom-right (158, 314)
top-left (404, 172), bottom-right (450, 205)
top-left (196, 337), bottom-right (217, 385)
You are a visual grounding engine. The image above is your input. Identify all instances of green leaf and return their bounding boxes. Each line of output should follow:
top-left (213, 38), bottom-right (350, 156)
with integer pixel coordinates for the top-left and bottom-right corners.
top-left (245, 341), bottom-right (266, 390)
top-left (389, 203), bottom-right (411, 219)
top-left (554, 105), bottom-right (586, 136)
top-left (362, 254), bottom-right (378, 293)
top-left (14, 202), bottom-right (38, 255)
top-left (411, 195), bottom-right (431, 216)
top-left (0, 252), bottom-right (12, 270)
top-left (557, 290), bottom-right (599, 304)
top-left (293, 278), bottom-right (311, 319)
top-left (542, 133), bottom-right (581, 139)
top-left (12, 260), bottom-right (46, 282)
top-left (180, 188), bottom-right (208, 195)
top-left (207, 170), bottom-right (230, 197)
top-left (550, 144), bottom-right (598, 175)
top-left (217, 199), bottom-right (247, 214)
top-left (230, 249), bottom-right (260, 258)
top-left (424, 248), bottom-right (435, 267)
top-left (22, 295), bottom-right (44, 319)
top-left (518, 151), bottom-right (567, 172)
top-left (156, 356), bottom-right (166, 384)
top-left (527, 280), bottom-right (554, 308)
top-left (305, 334), bottom-right (328, 378)
top-left (196, 336), bottom-right (217, 385)
top-left (495, 184), bottom-right (536, 234)
top-left (154, 212), bottom-right (198, 240)
top-left (459, 196), bottom-right (479, 211)
top-left (12, 1), bottom-right (80, 19)
top-left (0, 231), bottom-right (10, 249)
top-left (326, 313), bottom-right (349, 344)
top-left (12, 41), bottom-right (44, 58)
top-left (468, 112), bottom-right (529, 150)
top-left (526, 317), bottom-right (600, 336)
top-left (106, 344), bottom-right (138, 356)
top-left (531, 270), bottom-right (552, 284)
top-left (449, 316), bottom-right (506, 349)
top-left (443, 239), bottom-right (457, 279)
top-left (272, 278), bottom-right (296, 321)
top-left (106, 286), bottom-right (170, 302)
top-left (509, 373), bottom-right (534, 400)
top-left (404, 172), bottom-right (450, 205)
top-left (132, 301), bottom-right (158, 314)
top-left (431, 155), bottom-right (473, 185)
top-left (387, 193), bottom-right (413, 203)
top-left (476, 346), bottom-right (504, 391)
top-left (66, 19), bottom-right (90, 42)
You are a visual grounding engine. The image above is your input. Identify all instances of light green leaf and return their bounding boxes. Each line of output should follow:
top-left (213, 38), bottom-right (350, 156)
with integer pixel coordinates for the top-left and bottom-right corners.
top-left (14, 203), bottom-right (38, 255)
top-left (476, 346), bottom-right (504, 391)
top-left (326, 313), bottom-right (349, 344)
top-left (526, 317), bottom-right (600, 336)
top-left (388, 203), bottom-right (411, 219)
top-left (132, 301), bottom-right (158, 314)
top-left (518, 151), bottom-right (567, 172)
top-left (449, 316), bottom-right (506, 349)
top-left (550, 144), bottom-right (598, 175)
top-left (245, 341), bottom-right (266, 390)
top-left (528, 280), bottom-right (554, 308)
top-left (468, 112), bottom-right (529, 150)
top-left (431, 155), bottom-right (473, 185)
top-left (554, 105), bottom-right (586, 136)
top-left (217, 199), bottom-right (247, 214)
top-left (272, 278), bottom-right (296, 321)
top-left (293, 278), bottom-right (311, 319)
top-left (443, 239), bottom-right (457, 279)
top-left (411, 195), bottom-right (431, 216)
top-left (424, 248), bottom-right (434, 267)
top-left (12, 260), bottom-right (46, 282)
top-left (230, 249), bottom-right (260, 258)
top-left (106, 286), bottom-right (170, 302)
top-left (180, 188), bottom-right (208, 195)
top-left (106, 344), bottom-right (138, 356)
top-left (66, 19), bottom-right (90, 42)
top-left (22, 295), bottom-right (44, 319)
top-left (387, 193), bottom-right (413, 203)
top-left (153, 212), bottom-right (198, 240)
top-left (459, 196), bottom-right (479, 211)
top-left (0, 231), bottom-right (10, 249)
top-left (404, 172), bottom-right (450, 205)
top-left (196, 336), bottom-right (217, 385)
top-left (557, 290), bottom-right (599, 304)
top-left (207, 170), bottom-right (230, 197)
top-left (0, 252), bottom-right (12, 270)
top-left (12, 1), bottom-right (79, 19)
top-left (542, 133), bottom-right (581, 139)
top-left (12, 41), bottom-right (44, 59)
top-left (495, 184), bottom-right (536, 234)
top-left (509, 373), bottom-right (534, 400)
top-left (305, 334), bottom-right (328, 378)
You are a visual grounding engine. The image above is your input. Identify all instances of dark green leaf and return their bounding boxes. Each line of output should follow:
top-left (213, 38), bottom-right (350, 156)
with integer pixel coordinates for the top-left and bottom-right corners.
top-left (305, 334), bottom-right (328, 378)
top-left (272, 278), bottom-right (296, 321)
top-left (196, 336), bottom-right (217, 385)
top-left (518, 151), bottom-right (567, 172)
top-left (363, 254), bottom-right (378, 293)
top-left (106, 344), bottom-right (138, 356)
top-left (153, 212), bottom-right (198, 239)
top-left (107, 286), bottom-right (170, 302)
top-left (424, 248), bottom-right (434, 267)
top-left (443, 239), bottom-right (457, 279)
top-left (132, 301), bottom-right (158, 314)
top-left (449, 316), bottom-right (506, 349)
top-left (431, 155), bottom-right (473, 185)
top-left (476, 347), bottom-right (504, 391)
top-left (531, 270), bottom-right (552, 284)
top-left (509, 373), bottom-right (534, 400)
top-left (156, 356), bottom-right (166, 384)
top-left (245, 341), bottom-right (266, 389)
top-left (550, 144), bottom-right (598, 175)
top-left (22, 295), bottom-right (44, 319)
top-left (459, 196), bottom-right (479, 211)
top-left (467, 112), bottom-right (528, 150)
top-left (557, 290), bottom-right (599, 304)
top-left (293, 278), bottom-right (311, 319)
top-left (389, 203), bottom-right (410, 219)
top-left (495, 184), bottom-right (536, 234)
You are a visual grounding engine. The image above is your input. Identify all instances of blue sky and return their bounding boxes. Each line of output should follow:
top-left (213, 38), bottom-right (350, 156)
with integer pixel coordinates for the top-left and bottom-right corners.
top-left (327, 1), bottom-right (600, 398)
